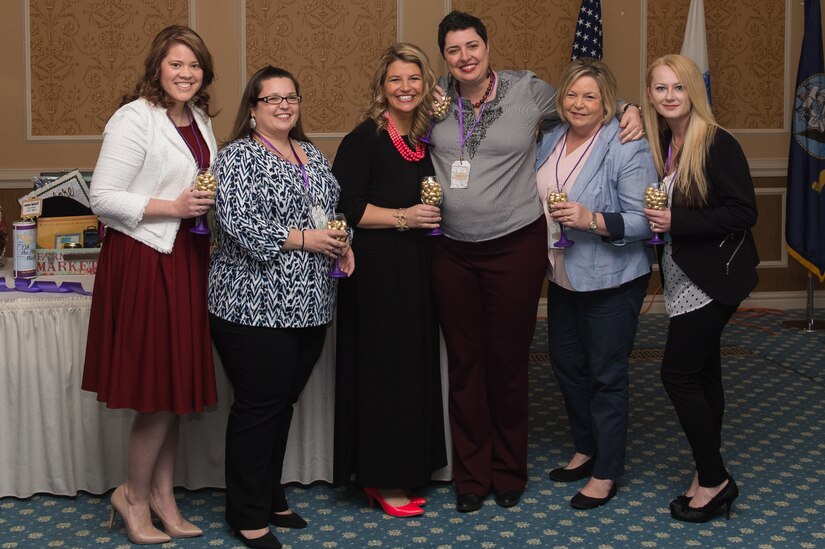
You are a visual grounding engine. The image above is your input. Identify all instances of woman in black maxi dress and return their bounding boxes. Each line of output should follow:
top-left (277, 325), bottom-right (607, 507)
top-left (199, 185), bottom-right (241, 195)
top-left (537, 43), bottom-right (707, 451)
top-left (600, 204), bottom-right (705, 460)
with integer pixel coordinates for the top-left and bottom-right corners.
top-left (333, 43), bottom-right (447, 517)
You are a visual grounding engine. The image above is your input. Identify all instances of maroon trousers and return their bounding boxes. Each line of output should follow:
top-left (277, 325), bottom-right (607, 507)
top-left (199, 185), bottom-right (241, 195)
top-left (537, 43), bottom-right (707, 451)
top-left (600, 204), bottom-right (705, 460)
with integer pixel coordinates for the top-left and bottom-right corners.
top-left (432, 217), bottom-right (548, 496)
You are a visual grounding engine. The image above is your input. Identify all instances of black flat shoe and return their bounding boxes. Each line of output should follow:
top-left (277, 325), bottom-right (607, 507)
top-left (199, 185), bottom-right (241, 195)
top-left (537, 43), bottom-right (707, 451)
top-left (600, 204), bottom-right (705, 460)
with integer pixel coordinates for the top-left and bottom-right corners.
top-left (270, 510), bottom-right (307, 529)
top-left (494, 490), bottom-right (523, 508)
top-left (456, 494), bottom-right (484, 513)
top-left (670, 477), bottom-right (739, 523)
top-left (548, 457), bottom-right (595, 482)
top-left (570, 484), bottom-right (617, 509)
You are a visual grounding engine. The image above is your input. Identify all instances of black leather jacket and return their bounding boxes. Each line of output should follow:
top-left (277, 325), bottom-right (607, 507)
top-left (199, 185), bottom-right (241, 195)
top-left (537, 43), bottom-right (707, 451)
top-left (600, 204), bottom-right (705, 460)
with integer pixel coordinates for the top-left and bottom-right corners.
top-left (659, 128), bottom-right (759, 306)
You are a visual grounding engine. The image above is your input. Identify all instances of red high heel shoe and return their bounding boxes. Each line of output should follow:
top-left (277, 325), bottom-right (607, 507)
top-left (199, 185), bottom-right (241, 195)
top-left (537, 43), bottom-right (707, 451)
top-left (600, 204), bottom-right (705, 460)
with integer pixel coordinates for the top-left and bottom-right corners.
top-left (408, 494), bottom-right (426, 506)
top-left (363, 487), bottom-right (423, 517)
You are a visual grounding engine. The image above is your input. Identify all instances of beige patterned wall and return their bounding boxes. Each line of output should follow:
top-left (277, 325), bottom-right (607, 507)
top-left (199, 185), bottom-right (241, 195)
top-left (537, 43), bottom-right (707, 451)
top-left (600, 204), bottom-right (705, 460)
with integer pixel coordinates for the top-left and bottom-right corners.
top-left (28, 0), bottom-right (189, 137)
top-left (453, 0), bottom-right (577, 84)
top-left (245, 0), bottom-right (397, 134)
top-left (647, 0), bottom-right (785, 129)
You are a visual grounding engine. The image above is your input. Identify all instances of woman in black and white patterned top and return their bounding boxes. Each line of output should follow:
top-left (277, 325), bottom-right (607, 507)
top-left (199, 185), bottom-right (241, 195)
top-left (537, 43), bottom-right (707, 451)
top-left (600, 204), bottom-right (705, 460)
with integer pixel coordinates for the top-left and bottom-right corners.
top-left (208, 66), bottom-right (353, 549)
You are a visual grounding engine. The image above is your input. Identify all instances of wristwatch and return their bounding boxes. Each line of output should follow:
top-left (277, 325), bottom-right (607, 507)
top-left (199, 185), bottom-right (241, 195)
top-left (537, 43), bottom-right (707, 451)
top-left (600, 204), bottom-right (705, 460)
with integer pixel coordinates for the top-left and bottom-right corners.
top-left (588, 212), bottom-right (598, 232)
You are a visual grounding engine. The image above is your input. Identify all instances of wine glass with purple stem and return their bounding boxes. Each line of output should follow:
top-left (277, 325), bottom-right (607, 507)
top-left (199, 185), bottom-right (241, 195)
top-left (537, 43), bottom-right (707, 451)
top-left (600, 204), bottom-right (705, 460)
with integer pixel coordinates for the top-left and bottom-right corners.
top-left (327, 212), bottom-right (348, 278)
top-left (644, 182), bottom-right (668, 245)
top-left (546, 191), bottom-right (574, 248)
top-left (420, 176), bottom-right (444, 236)
top-left (190, 170), bottom-right (217, 235)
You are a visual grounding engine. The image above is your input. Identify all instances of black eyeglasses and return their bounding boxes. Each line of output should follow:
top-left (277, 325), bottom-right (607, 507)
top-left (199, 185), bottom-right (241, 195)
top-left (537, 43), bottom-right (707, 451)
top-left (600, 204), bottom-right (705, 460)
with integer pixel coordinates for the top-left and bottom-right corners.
top-left (256, 95), bottom-right (302, 105)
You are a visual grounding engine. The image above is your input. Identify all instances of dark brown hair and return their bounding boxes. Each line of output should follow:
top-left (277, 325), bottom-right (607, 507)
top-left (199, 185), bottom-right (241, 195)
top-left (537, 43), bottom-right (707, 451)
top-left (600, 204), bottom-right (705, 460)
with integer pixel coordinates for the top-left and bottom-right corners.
top-left (437, 11), bottom-right (488, 55)
top-left (121, 25), bottom-right (215, 116)
top-left (225, 66), bottom-right (311, 145)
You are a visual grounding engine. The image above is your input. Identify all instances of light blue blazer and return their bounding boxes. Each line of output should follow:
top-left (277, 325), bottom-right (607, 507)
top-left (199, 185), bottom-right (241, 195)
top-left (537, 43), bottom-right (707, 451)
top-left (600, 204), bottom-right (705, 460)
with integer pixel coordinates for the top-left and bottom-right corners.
top-left (535, 118), bottom-right (656, 292)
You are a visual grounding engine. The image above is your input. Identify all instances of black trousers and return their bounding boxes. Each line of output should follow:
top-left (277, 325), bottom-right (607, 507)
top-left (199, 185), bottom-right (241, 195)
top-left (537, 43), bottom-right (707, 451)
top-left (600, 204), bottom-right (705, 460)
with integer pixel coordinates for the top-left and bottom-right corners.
top-left (210, 314), bottom-right (327, 529)
top-left (660, 300), bottom-right (737, 487)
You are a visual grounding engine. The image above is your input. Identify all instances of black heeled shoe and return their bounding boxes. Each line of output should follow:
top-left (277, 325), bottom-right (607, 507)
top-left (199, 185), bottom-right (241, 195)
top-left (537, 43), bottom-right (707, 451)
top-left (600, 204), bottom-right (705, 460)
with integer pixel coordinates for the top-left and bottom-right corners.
top-left (669, 494), bottom-right (691, 513)
top-left (243, 531), bottom-right (281, 549)
top-left (270, 510), bottom-right (307, 529)
top-left (548, 456), bottom-right (595, 482)
top-left (670, 477), bottom-right (739, 523)
top-left (230, 526), bottom-right (282, 549)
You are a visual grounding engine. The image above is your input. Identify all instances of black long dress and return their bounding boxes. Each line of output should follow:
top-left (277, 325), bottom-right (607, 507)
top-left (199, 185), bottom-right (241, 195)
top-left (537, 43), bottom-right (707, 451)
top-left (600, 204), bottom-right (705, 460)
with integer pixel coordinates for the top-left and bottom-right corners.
top-left (332, 118), bottom-right (447, 488)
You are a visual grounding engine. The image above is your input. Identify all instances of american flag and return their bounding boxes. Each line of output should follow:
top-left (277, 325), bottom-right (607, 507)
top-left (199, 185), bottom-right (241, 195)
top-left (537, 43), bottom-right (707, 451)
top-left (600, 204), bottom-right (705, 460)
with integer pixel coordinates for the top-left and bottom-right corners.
top-left (571, 0), bottom-right (603, 60)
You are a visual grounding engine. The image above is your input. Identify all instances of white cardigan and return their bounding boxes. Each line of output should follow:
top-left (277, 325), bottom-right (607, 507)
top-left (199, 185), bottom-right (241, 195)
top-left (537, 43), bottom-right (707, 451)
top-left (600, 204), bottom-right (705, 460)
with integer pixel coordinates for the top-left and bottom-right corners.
top-left (90, 98), bottom-right (218, 253)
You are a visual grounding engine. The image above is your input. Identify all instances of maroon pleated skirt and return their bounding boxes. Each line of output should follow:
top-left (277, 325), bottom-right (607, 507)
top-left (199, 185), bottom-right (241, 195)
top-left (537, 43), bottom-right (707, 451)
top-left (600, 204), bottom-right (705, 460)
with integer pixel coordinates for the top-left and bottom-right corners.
top-left (82, 219), bottom-right (218, 414)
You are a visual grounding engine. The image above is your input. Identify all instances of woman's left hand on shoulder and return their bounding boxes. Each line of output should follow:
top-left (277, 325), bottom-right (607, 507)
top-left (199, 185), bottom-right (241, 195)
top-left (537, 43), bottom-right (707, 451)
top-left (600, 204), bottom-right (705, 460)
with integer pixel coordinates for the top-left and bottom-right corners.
top-left (618, 104), bottom-right (644, 143)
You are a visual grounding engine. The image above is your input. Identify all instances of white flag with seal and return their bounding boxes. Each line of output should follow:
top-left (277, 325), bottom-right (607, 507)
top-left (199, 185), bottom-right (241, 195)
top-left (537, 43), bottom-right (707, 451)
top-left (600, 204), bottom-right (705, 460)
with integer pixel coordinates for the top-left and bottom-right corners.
top-left (680, 0), bottom-right (712, 104)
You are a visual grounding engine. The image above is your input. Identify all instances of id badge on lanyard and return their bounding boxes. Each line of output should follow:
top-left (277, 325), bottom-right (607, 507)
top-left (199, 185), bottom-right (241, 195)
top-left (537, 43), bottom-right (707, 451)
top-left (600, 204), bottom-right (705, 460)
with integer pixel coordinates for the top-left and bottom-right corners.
top-left (452, 89), bottom-right (492, 190)
top-left (311, 204), bottom-right (327, 229)
top-left (450, 160), bottom-right (470, 189)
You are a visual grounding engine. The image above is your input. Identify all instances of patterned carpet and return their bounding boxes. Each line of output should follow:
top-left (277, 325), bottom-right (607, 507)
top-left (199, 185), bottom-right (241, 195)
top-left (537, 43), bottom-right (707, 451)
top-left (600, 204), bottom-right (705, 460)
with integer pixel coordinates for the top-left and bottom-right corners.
top-left (1, 309), bottom-right (824, 548)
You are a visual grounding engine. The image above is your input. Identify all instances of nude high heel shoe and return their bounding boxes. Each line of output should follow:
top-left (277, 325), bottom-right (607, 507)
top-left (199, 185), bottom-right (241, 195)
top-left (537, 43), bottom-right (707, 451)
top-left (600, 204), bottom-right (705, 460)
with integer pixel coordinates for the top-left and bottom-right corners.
top-left (148, 492), bottom-right (203, 538)
top-left (108, 484), bottom-right (171, 545)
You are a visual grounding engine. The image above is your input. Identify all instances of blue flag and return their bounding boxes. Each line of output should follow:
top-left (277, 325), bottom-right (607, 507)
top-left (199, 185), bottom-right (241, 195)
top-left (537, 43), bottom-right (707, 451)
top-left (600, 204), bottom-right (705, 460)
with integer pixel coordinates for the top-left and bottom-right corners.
top-left (571, 0), bottom-right (602, 60)
top-left (680, 0), bottom-right (712, 104)
top-left (786, 0), bottom-right (825, 282)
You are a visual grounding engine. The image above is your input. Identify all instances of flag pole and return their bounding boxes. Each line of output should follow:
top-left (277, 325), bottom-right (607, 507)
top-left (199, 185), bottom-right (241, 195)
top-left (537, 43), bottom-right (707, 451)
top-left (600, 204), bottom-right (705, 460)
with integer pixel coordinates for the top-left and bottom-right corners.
top-left (782, 273), bottom-right (825, 331)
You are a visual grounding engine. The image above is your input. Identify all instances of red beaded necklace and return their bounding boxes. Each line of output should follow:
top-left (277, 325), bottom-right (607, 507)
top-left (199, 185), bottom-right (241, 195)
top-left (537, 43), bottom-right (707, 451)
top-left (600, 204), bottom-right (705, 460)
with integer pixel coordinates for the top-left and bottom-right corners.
top-left (383, 111), bottom-right (426, 162)
top-left (456, 70), bottom-right (495, 109)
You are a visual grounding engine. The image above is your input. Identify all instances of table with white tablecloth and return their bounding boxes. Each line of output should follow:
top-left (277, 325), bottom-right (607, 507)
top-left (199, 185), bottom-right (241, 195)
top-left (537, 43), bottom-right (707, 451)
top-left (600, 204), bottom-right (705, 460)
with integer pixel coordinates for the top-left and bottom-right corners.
top-left (0, 271), bottom-right (451, 498)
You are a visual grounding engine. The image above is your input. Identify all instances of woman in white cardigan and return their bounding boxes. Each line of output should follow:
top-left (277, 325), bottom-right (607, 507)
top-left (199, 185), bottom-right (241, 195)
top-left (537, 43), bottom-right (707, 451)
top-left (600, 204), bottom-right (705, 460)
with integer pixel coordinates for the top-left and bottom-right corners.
top-left (82, 26), bottom-right (218, 545)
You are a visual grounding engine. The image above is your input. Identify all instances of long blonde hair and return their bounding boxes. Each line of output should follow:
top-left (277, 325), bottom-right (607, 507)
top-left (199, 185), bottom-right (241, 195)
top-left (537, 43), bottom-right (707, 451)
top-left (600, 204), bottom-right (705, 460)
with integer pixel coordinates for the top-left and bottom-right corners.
top-left (643, 54), bottom-right (718, 207)
top-left (364, 43), bottom-right (437, 143)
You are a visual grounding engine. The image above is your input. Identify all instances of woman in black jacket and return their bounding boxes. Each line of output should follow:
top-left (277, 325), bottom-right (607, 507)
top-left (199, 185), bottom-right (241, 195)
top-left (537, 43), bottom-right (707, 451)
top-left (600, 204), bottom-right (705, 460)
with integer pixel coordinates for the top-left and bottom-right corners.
top-left (642, 54), bottom-right (759, 523)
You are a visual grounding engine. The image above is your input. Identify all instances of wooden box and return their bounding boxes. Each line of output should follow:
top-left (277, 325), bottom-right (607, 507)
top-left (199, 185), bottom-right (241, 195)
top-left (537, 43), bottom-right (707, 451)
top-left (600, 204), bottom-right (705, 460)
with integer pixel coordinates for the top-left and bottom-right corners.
top-left (36, 215), bottom-right (98, 249)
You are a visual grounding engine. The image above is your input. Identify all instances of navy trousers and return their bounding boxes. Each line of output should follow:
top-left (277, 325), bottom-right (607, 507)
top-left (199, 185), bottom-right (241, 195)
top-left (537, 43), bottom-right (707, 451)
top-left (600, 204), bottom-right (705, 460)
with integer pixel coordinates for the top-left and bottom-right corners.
top-left (547, 274), bottom-right (649, 480)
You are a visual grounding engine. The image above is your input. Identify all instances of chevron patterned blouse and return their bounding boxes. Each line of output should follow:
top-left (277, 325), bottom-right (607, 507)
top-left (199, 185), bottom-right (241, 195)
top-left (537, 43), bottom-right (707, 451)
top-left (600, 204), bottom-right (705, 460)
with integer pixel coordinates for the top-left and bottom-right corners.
top-left (208, 138), bottom-right (341, 328)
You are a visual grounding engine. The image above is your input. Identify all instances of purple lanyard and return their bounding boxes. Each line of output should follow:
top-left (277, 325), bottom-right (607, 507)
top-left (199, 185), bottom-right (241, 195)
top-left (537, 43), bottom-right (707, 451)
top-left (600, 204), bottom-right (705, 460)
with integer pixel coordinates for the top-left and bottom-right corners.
top-left (255, 131), bottom-right (309, 191)
top-left (169, 105), bottom-right (206, 170)
top-left (457, 73), bottom-right (496, 158)
top-left (554, 127), bottom-right (601, 193)
top-left (665, 141), bottom-right (679, 194)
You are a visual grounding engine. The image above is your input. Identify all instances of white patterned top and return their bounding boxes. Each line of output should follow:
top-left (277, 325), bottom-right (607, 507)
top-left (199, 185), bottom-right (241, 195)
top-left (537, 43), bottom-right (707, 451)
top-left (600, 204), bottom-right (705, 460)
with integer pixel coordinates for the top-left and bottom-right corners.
top-left (208, 138), bottom-right (340, 328)
top-left (661, 173), bottom-right (712, 317)
top-left (662, 244), bottom-right (713, 317)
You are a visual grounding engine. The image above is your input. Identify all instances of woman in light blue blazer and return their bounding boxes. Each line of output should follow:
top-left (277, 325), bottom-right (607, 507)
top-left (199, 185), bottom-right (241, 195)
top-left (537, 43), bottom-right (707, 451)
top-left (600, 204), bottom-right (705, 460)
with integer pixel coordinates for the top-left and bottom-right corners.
top-left (535, 58), bottom-right (655, 510)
